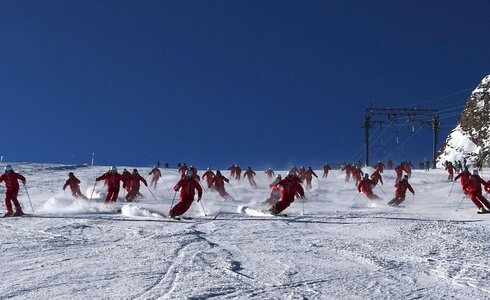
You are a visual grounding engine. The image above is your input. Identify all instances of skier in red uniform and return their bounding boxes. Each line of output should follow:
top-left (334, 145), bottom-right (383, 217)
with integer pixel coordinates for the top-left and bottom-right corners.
top-left (269, 171), bottom-right (305, 215)
top-left (374, 161), bottom-right (385, 173)
top-left (298, 167), bottom-right (306, 181)
top-left (463, 170), bottom-right (490, 213)
top-left (370, 170), bottom-right (383, 188)
top-left (387, 159), bottom-right (393, 169)
top-left (322, 163), bottom-right (332, 178)
top-left (201, 167), bottom-right (215, 189)
top-left (387, 175), bottom-right (415, 206)
top-left (304, 167), bottom-right (318, 189)
top-left (357, 174), bottom-right (380, 200)
top-left (351, 165), bottom-right (362, 186)
top-left (243, 167), bottom-right (257, 188)
top-left (0, 165), bottom-right (26, 217)
top-left (342, 163), bottom-right (352, 182)
top-left (445, 161), bottom-right (455, 181)
top-left (63, 172), bottom-right (88, 200)
top-left (125, 169), bottom-right (148, 202)
top-left (96, 166), bottom-right (123, 204)
top-left (148, 166), bottom-right (162, 189)
top-left (227, 164), bottom-right (237, 179)
top-left (121, 169), bottom-right (132, 193)
top-left (394, 162), bottom-right (405, 183)
top-left (210, 170), bottom-right (234, 201)
top-left (454, 167), bottom-right (471, 194)
top-left (263, 174), bottom-right (282, 206)
top-left (265, 168), bottom-right (275, 178)
top-left (170, 170), bottom-right (203, 218)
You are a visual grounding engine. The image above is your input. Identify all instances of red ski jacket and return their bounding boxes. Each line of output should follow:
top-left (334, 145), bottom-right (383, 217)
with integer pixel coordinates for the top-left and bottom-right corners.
top-left (149, 168), bottom-right (162, 178)
top-left (395, 165), bottom-right (404, 176)
top-left (174, 178), bottom-right (202, 200)
top-left (305, 169), bottom-right (318, 180)
top-left (463, 176), bottom-right (488, 195)
top-left (202, 170), bottom-right (215, 183)
top-left (96, 172), bottom-right (122, 189)
top-left (130, 174), bottom-right (148, 189)
top-left (211, 173), bottom-right (229, 190)
top-left (0, 172), bottom-right (26, 191)
top-left (358, 179), bottom-right (374, 194)
top-left (370, 171), bottom-right (383, 185)
top-left (277, 176), bottom-right (305, 200)
top-left (454, 171), bottom-right (470, 184)
top-left (243, 170), bottom-right (256, 179)
top-left (395, 181), bottom-right (414, 197)
top-left (63, 176), bottom-right (81, 191)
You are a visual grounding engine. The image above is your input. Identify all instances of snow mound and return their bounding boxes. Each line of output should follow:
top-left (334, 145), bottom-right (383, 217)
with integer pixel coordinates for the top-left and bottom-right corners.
top-left (120, 204), bottom-right (165, 218)
top-left (40, 196), bottom-right (115, 214)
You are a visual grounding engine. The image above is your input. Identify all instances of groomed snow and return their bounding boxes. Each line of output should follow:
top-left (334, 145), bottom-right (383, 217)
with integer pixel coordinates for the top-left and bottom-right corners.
top-left (1, 163), bottom-right (489, 299)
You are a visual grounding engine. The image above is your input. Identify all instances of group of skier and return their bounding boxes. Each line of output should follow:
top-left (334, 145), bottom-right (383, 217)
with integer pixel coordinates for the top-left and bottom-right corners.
top-left (2, 159), bottom-right (490, 218)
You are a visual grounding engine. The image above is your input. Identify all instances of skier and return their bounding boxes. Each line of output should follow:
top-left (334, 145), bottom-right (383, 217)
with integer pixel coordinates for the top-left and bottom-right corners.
top-left (96, 166), bottom-right (123, 204)
top-left (357, 174), bottom-right (380, 200)
top-left (121, 169), bottom-right (132, 193)
top-left (178, 163), bottom-right (188, 178)
top-left (210, 170), bottom-right (234, 201)
top-left (201, 167), bottom-right (215, 189)
top-left (125, 169), bottom-right (148, 202)
top-left (190, 166), bottom-right (200, 181)
top-left (387, 159), bottom-right (393, 170)
top-left (148, 166), bottom-right (162, 189)
top-left (243, 167), bottom-right (257, 188)
top-left (394, 162), bottom-right (405, 183)
top-left (263, 174), bottom-right (282, 206)
top-left (322, 163), bottom-right (332, 178)
top-left (304, 167), bottom-right (318, 189)
top-left (227, 164), bottom-right (237, 179)
top-left (404, 161), bottom-right (414, 178)
top-left (370, 169), bottom-right (383, 188)
top-left (424, 159), bottom-right (430, 171)
top-left (387, 175), bottom-right (415, 206)
top-left (454, 166), bottom-right (471, 194)
top-left (342, 163), bottom-right (352, 182)
top-left (463, 170), bottom-right (490, 213)
top-left (351, 165), bottom-right (362, 186)
top-left (445, 161), bottom-right (455, 181)
top-left (269, 170), bottom-right (305, 215)
top-left (298, 166), bottom-right (306, 181)
top-left (265, 168), bottom-right (275, 178)
top-left (63, 172), bottom-right (88, 200)
top-left (234, 165), bottom-right (242, 180)
top-left (374, 161), bottom-right (385, 173)
top-left (0, 165), bottom-right (26, 217)
top-left (170, 170), bottom-right (202, 218)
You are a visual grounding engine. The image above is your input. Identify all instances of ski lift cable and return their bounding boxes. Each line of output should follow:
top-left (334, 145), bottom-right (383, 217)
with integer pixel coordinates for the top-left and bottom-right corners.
top-left (391, 87), bottom-right (473, 108)
top-left (384, 125), bottom-right (425, 159)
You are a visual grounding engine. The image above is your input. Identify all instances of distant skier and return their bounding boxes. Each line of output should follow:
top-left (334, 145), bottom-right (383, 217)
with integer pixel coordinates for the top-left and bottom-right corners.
top-left (454, 167), bottom-right (471, 194)
top-left (201, 167), bottom-right (215, 189)
top-left (424, 159), bottom-right (430, 171)
top-left (387, 175), bottom-right (415, 206)
top-left (227, 164), bottom-right (237, 179)
top-left (342, 163), bottom-right (352, 182)
top-left (463, 170), bottom-right (490, 213)
top-left (96, 166), bottom-right (123, 204)
top-left (370, 169), bottom-right (383, 188)
top-left (148, 166), bottom-right (162, 189)
top-left (304, 167), bottom-right (318, 189)
top-left (269, 170), bottom-right (305, 215)
top-left (298, 167), bottom-right (306, 181)
top-left (234, 165), bottom-right (242, 180)
top-left (263, 174), bottom-right (282, 206)
top-left (243, 167), bottom-right (257, 188)
top-left (357, 174), bottom-right (380, 200)
top-left (387, 159), bottom-right (393, 170)
top-left (322, 163), bottom-right (332, 178)
top-left (125, 169), bottom-right (148, 202)
top-left (170, 170), bottom-right (202, 218)
top-left (265, 168), bottom-right (275, 178)
top-left (190, 166), bottom-right (200, 181)
top-left (374, 161), bottom-right (385, 173)
top-left (351, 165), bottom-right (362, 186)
top-left (210, 170), bottom-right (234, 201)
top-left (445, 161), bottom-right (455, 181)
top-left (63, 172), bottom-right (88, 200)
top-left (0, 165), bottom-right (26, 217)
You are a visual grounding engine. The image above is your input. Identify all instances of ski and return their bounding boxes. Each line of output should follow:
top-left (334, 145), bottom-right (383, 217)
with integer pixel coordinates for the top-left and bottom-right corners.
top-left (237, 205), bottom-right (288, 218)
top-left (477, 210), bottom-right (490, 214)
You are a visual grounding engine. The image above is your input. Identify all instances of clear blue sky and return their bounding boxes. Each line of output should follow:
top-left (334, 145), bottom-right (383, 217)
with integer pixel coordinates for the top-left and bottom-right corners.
top-left (1, 1), bottom-right (489, 169)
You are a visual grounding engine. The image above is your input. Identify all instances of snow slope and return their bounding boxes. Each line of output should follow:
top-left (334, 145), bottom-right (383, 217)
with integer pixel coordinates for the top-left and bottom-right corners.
top-left (1, 164), bottom-right (489, 299)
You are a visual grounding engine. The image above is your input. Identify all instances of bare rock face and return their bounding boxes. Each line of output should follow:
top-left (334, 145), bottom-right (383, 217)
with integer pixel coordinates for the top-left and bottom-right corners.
top-left (437, 75), bottom-right (490, 167)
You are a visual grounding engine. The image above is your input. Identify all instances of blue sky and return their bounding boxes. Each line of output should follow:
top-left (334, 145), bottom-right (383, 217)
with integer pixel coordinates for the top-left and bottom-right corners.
top-left (1, 1), bottom-right (489, 169)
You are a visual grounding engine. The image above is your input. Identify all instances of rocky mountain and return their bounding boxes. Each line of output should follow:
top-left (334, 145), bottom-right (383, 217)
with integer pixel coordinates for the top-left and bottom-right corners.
top-left (437, 74), bottom-right (490, 167)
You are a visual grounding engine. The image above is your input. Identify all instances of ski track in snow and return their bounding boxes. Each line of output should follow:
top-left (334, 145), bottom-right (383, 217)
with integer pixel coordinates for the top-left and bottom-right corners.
top-left (1, 163), bottom-right (490, 299)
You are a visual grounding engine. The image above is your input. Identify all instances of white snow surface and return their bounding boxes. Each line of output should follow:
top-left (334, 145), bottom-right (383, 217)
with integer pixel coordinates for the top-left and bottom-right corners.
top-left (1, 163), bottom-right (490, 299)
top-left (437, 125), bottom-right (480, 167)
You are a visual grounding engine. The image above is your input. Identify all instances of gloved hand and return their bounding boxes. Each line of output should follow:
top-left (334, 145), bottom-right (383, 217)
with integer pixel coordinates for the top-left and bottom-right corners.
top-left (197, 197), bottom-right (201, 202)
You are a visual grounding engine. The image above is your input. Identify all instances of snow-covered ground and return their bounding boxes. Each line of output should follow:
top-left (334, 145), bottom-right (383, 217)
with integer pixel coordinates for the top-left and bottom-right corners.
top-left (1, 163), bottom-right (489, 299)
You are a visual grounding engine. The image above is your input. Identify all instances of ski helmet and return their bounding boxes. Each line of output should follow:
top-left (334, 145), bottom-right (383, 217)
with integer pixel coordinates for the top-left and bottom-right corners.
top-left (133, 169), bottom-right (138, 173)
top-left (68, 172), bottom-right (74, 177)
top-left (110, 166), bottom-right (117, 173)
top-left (288, 170), bottom-right (295, 176)
top-left (185, 170), bottom-right (193, 178)
top-left (473, 170), bottom-right (479, 176)
top-left (277, 174), bottom-right (282, 179)
top-left (364, 173), bottom-right (369, 179)
top-left (4, 165), bottom-right (12, 172)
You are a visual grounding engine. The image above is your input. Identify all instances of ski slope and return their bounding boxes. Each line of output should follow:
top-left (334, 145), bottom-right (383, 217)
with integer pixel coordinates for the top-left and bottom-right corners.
top-left (1, 163), bottom-right (489, 299)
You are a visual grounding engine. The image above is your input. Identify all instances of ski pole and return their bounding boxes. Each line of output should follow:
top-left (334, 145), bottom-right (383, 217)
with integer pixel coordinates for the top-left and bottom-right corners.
top-left (455, 194), bottom-right (466, 212)
top-left (23, 184), bottom-right (34, 212)
top-left (170, 190), bottom-right (177, 210)
top-left (198, 198), bottom-right (207, 216)
top-left (448, 181), bottom-right (455, 196)
top-left (228, 182), bottom-right (240, 200)
top-left (352, 192), bottom-right (361, 201)
top-left (300, 182), bottom-right (314, 198)
top-left (377, 185), bottom-right (387, 196)
top-left (146, 185), bottom-right (158, 202)
top-left (89, 180), bottom-right (98, 203)
top-left (301, 196), bottom-right (305, 215)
